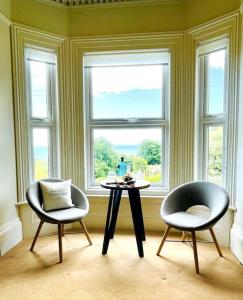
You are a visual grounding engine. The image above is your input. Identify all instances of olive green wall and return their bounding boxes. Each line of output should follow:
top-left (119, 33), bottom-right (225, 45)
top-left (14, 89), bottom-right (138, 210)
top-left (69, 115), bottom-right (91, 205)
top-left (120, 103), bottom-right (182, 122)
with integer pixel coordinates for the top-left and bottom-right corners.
top-left (0, 18), bottom-right (17, 227)
top-left (186, 0), bottom-right (240, 28)
top-left (0, 0), bottom-right (11, 19)
top-left (69, 1), bottom-right (186, 36)
top-left (69, 0), bottom-right (240, 37)
top-left (0, 0), bottom-right (240, 36)
top-left (11, 0), bottom-right (68, 36)
top-left (0, 17), bottom-right (22, 255)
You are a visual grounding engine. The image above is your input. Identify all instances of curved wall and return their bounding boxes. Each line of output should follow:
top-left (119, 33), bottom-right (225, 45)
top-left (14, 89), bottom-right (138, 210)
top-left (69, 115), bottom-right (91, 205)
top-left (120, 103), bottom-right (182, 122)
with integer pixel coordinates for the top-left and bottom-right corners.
top-left (69, 1), bottom-right (187, 36)
top-left (186, 0), bottom-right (239, 28)
top-left (11, 0), bottom-right (69, 36)
top-left (0, 0), bottom-right (240, 36)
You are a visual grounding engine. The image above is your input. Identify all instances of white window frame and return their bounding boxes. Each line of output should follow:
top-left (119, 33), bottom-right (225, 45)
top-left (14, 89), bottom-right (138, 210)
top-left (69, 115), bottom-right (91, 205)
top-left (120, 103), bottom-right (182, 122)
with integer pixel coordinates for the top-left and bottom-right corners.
top-left (83, 50), bottom-right (170, 193)
top-left (195, 38), bottom-right (228, 187)
top-left (25, 48), bottom-right (59, 182)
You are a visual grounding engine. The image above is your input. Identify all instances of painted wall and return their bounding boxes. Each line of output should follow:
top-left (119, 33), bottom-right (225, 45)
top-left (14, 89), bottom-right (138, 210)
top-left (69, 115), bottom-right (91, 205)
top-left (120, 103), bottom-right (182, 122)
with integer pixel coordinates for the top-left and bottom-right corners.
top-left (0, 17), bottom-right (22, 255)
top-left (186, 0), bottom-right (240, 28)
top-left (11, 0), bottom-right (69, 36)
top-left (69, 1), bottom-right (186, 36)
top-left (6, 0), bottom-right (240, 37)
top-left (69, 0), bottom-right (240, 37)
top-left (0, 0), bottom-right (11, 19)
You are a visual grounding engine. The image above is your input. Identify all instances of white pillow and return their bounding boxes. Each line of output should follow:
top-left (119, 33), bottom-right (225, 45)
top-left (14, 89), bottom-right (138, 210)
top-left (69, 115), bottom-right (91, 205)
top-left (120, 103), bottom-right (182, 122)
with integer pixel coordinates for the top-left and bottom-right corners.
top-left (39, 180), bottom-right (73, 212)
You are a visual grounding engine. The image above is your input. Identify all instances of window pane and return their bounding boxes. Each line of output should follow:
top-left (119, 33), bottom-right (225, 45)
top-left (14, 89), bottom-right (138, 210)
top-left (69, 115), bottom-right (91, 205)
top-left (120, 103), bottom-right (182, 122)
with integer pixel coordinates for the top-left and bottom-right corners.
top-left (207, 50), bottom-right (225, 115)
top-left (91, 65), bottom-right (163, 119)
top-left (30, 61), bottom-right (48, 118)
top-left (205, 126), bottom-right (224, 185)
top-left (32, 128), bottom-right (50, 180)
top-left (93, 128), bottom-right (163, 184)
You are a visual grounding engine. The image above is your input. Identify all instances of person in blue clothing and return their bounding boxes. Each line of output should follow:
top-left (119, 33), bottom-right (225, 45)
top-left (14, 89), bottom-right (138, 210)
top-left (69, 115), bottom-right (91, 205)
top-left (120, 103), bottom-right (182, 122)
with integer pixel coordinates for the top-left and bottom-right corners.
top-left (117, 157), bottom-right (127, 176)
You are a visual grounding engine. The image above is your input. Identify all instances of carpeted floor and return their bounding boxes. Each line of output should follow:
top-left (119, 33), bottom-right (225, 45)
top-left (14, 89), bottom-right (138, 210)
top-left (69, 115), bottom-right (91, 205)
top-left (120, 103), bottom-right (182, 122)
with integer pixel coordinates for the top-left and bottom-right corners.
top-left (0, 231), bottom-right (243, 300)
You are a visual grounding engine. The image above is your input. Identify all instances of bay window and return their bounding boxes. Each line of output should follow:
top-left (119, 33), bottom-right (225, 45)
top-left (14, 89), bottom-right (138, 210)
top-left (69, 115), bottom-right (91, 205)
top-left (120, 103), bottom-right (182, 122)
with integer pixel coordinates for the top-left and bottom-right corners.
top-left (25, 48), bottom-right (59, 182)
top-left (83, 51), bottom-right (170, 190)
top-left (196, 39), bottom-right (228, 186)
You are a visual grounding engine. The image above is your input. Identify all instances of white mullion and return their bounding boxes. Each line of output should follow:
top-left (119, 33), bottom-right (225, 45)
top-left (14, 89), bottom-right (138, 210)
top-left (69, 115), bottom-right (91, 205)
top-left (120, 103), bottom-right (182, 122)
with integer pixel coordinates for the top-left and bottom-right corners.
top-left (202, 116), bottom-right (226, 124)
top-left (30, 119), bottom-right (52, 126)
top-left (87, 119), bottom-right (168, 127)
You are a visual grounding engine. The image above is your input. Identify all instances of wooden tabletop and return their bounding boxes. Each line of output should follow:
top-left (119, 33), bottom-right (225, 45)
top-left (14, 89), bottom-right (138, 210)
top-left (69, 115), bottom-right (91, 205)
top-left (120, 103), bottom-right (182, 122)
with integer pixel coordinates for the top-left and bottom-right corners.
top-left (100, 180), bottom-right (150, 190)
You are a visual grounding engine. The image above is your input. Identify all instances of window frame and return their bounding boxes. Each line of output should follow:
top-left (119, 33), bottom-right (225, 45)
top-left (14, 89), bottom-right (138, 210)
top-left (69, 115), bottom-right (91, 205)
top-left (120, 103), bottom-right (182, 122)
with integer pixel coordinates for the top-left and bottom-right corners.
top-left (25, 48), bottom-right (59, 182)
top-left (196, 39), bottom-right (229, 187)
top-left (83, 50), bottom-right (170, 193)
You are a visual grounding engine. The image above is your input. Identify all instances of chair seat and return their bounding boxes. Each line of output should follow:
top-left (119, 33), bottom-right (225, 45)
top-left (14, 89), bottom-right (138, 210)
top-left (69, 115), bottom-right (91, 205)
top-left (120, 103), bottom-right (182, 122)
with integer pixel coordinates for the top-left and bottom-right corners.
top-left (47, 207), bottom-right (88, 223)
top-left (163, 211), bottom-right (208, 231)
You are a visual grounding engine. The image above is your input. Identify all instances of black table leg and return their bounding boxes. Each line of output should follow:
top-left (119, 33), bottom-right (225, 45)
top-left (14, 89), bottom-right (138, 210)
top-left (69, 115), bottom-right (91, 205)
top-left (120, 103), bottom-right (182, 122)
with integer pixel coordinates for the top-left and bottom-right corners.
top-left (109, 189), bottom-right (122, 239)
top-left (129, 189), bottom-right (146, 241)
top-left (102, 190), bottom-right (114, 255)
top-left (128, 190), bottom-right (144, 257)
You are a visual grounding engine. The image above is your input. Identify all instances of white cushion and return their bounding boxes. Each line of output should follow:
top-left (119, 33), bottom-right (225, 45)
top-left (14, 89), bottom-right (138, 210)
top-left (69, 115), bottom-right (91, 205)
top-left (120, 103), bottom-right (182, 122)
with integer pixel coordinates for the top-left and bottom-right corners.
top-left (40, 180), bottom-right (73, 212)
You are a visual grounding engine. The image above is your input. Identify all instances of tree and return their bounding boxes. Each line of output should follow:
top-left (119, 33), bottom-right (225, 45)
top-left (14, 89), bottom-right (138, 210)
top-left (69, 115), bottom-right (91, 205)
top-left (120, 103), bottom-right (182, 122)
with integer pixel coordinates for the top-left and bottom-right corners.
top-left (127, 155), bottom-right (148, 173)
top-left (208, 127), bottom-right (223, 181)
top-left (95, 160), bottom-right (109, 179)
top-left (94, 138), bottom-right (118, 178)
top-left (138, 140), bottom-right (161, 165)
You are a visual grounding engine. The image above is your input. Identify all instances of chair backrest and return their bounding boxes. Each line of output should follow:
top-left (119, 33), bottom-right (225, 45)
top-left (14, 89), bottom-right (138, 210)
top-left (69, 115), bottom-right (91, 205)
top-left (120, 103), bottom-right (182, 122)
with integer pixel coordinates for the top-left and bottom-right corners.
top-left (26, 178), bottom-right (89, 217)
top-left (161, 181), bottom-right (229, 226)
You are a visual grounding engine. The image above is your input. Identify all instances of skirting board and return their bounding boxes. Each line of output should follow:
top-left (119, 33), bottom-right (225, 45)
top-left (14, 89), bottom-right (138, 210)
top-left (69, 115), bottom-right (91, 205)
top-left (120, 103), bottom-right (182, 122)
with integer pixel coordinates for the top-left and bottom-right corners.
top-left (0, 218), bottom-right (22, 256)
top-left (230, 224), bottom-right (243, 265)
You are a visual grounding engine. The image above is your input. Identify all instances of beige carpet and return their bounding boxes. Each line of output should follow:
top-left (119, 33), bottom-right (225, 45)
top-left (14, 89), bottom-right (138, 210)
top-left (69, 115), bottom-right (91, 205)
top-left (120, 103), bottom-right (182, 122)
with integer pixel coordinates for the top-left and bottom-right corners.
top-left (0, 231), bottom-right (243, 300)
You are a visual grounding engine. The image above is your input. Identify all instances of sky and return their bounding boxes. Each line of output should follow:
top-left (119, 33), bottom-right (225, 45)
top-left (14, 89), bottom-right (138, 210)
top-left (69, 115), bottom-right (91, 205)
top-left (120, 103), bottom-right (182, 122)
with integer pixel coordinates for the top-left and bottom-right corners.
top-left (94, 128), bottom-right (162, 146)
top-left (31, 49), bottom-right (225, 148)
top-left (91, 65), bottom-right (163, 95)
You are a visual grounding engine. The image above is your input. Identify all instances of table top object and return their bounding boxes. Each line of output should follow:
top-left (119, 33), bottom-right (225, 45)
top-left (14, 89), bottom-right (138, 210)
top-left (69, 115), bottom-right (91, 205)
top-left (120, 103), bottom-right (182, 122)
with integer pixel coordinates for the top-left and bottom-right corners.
top-left (100, 180), bottom-right (150, 190)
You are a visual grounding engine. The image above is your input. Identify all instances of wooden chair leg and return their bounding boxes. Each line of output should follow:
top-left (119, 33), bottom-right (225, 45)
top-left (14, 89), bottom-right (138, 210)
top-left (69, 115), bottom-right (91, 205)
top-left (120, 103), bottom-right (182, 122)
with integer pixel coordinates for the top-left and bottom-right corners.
top-left (58, 224), bottom-right (63, 263)
top-left (156, 225), bottom-right (171, 256)
top-left (191, 231), bottom-right (199, 274)
top-left (61, 224), bottom-right (65, 237)
top-left (30, 220), bottom-right (44, 251)
top-left (182, 231), bottom-right (186, 242)
top-left (209, 228), bottom-right (223, 257)
top-left (79, 220), bottom-right (92, 245)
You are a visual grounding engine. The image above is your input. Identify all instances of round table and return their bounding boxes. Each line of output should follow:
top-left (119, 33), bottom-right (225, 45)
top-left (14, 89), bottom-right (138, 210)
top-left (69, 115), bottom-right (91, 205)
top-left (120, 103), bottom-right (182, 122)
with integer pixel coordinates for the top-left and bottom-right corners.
top-left (100, 180), bottom-right (150, 257)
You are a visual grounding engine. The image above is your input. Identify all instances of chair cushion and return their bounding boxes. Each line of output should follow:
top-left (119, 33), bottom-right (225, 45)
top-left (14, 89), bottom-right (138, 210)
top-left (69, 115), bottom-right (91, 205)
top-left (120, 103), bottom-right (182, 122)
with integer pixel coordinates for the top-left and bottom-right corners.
top-left (163, 211), bottom-right (208, 230)
top-left (47, 207), bottom-right (87, 223)
top-left (40, 180), bottom-right (73, 212)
